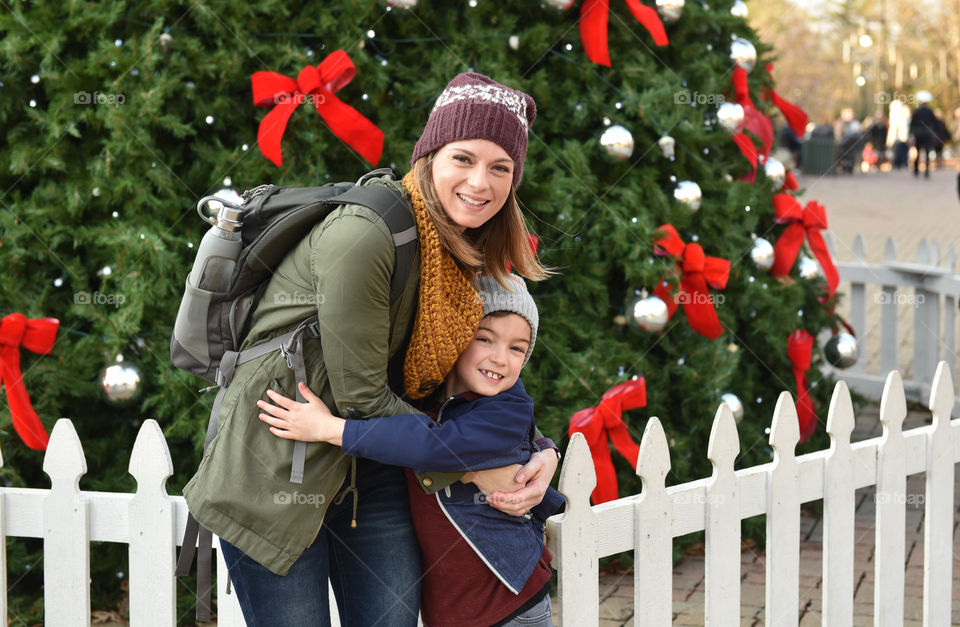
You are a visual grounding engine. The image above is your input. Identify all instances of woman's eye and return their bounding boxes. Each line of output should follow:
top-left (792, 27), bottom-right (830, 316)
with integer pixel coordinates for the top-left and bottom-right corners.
top-left (453, 154), bottom-right (471, 163)
top-left (493, 164), bottom-right (511, 173)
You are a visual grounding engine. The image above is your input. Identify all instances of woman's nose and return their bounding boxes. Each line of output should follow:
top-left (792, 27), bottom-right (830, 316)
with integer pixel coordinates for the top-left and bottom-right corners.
top-left (467, 166), bottom-right (489, 190)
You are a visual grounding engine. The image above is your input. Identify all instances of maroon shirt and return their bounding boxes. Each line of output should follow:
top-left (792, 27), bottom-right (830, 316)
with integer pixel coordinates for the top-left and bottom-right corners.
top-left (404, 468), bottom-right (554, 626)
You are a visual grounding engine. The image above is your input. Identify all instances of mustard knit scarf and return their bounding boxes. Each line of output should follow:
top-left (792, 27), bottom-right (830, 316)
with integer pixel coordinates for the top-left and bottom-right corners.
top-left (401, 172), bottom-right (482, 399)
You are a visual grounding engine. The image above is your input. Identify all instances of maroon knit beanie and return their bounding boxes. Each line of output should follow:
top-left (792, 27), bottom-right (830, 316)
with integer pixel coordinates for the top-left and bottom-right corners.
top-left (411, 72), bottom-right (537, 188)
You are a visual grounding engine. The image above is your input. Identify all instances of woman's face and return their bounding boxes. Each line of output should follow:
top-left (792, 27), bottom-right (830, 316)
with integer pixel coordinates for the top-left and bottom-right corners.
top-left (431, 139), bottom-right (514, 231)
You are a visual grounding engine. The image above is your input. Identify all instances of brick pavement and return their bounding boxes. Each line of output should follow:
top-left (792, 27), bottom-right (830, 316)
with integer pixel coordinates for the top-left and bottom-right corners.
top-left (571, 169), bottom-right (960, 625)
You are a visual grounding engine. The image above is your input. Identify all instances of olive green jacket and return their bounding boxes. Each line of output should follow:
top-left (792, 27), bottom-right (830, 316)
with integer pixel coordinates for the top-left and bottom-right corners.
top-left (182, 175), bottom-right (455, 575)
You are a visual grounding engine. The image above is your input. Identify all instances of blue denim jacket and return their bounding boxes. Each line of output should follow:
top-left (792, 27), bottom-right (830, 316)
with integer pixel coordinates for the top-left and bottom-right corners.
top-left (341, 379), bottom-right (565, 593)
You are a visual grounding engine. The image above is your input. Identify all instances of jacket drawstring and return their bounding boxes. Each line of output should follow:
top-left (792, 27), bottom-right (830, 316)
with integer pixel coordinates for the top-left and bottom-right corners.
top-left (334, 457), bottom-right (359, 528)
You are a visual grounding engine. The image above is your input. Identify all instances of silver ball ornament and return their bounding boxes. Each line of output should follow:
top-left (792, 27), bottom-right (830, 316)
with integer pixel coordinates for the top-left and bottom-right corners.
top-left (674, 180), bottom-right (702, 211)
top-left (543, 0), bottom-right (575, 9)
top-left (656, 0), bottom-right (685, 22)
top-left (721, 392), bottom-right (745, 423)
top-left (657, 135), bottom-right (676, 159)
top-left (824, 333), bottom-right (859, 369)
top-left (388, 0), bottom-right (418, 7)
top-left (100, 355), bottom-right (143, 406)
top-left (717, 102), bottom-right (745, 133)
top-left (764, 156), bottom-right (786, 189)
top-left (630, 296), bottom-right (669, 333)
top-left (600, 124), bottom-right (634, 159)
top-left (730, 0), bottom-right (749, 18)
top-left (750, 237), bottom-right (775, 271)
top-left (798, 254), bottom-right (822, 280)
top-left (730, 38), bottom-right (757, 72)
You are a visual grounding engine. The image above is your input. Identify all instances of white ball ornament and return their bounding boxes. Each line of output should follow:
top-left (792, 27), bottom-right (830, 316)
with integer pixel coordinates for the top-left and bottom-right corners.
top-left (764, 156), bottom-right (786, 188)
top-left (656, 0), bottom-right (684, 22)
top-left (674, 180), bottom-right (702, 212)
top-left (730, 38), bottom-right (757, 72)
top-left (100, 354), bottom-right (144, 406)
top-left (730, 0), bottom-right (748, 18)
top-left (630, 296), bottom-right (669, 333)
top-left (721, 392), bottom-right (745, 423)
top-left (600, 124), bottom-right (635, 159)
top-left (824, 333), bottom-right (859, 369)
top-left (716, 102), bottom-right (745, 133)
top-left (750, 237), bottom-right (775, 271)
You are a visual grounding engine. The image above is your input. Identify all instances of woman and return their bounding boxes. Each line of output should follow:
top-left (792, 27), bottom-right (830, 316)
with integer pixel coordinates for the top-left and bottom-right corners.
top-left (182, 72), bottom-right (558, 626)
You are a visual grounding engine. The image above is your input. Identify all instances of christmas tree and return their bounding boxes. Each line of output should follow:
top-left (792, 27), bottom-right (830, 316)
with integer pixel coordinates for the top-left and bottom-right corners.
top-left (0, 0), bottom-right (840, 620)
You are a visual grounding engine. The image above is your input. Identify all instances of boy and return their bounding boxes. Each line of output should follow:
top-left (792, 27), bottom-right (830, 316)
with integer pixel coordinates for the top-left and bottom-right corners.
top-left (258, 274), bottom-right (563, 626)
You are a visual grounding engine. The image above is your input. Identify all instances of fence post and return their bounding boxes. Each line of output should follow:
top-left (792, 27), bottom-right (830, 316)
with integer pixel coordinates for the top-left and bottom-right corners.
top-left (127, 420), bottom-right (176, 625)
top-left (633, 418), bottom-right (673, 625)
top-left (705, 404), bottom-right (740, 626)
top-left (874, 371), bottom-right (907, 626)
top-left (922, 362), bottom-right (954, 625)
top-left (0, 442), bottom-right (6, 619)
top-left (943, 244), bottom-right (957, 381)
top-left (913, 239), bottom-right (940, 384)
top-left (765, 393), bottom-right (800, 627)
top-left (850, 235), bottom-right (868, 372)
top-left (42, 419), bottom-right (90, 626)
top-left (822, 382), bottom-right (855, 625)
top-left (880, 237), bottom-right (899, 374)
top-left (551, 433), bottom-right (598, 626)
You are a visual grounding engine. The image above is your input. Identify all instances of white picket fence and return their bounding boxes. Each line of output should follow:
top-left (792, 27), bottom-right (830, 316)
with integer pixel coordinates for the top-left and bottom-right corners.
top-left (4, 365), bottom-right (958, 624)
top-left (824, 233), bottom-right (960, 405)
top-left (545, 362), bottom-right (960, 625)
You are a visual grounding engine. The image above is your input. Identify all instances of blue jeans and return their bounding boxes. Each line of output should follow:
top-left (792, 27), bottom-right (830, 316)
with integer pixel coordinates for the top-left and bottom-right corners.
top-left (219, 458), bottom-right (421, 626)
top-left (500, 594), bottom-right (553, 626)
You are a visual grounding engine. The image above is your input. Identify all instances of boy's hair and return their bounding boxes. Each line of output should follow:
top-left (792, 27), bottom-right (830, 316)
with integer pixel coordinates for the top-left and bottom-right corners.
top-left (475, 273), bottom-right (538, 365)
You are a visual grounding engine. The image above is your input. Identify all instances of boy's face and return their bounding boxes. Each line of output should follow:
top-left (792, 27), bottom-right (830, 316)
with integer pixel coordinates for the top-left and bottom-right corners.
top-left (446, 313), bottom-right (530, 397)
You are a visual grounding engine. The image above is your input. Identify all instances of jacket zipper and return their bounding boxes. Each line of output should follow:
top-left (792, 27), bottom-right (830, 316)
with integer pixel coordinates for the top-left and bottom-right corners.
top-left (435, 396), bottom-right (458, 425)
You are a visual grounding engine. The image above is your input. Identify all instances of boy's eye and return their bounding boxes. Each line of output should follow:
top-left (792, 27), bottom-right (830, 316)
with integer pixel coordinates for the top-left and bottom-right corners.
top-left (511, 346), bottom-right (526, 353)
top-left (474, 336), bottom-right (491, 343)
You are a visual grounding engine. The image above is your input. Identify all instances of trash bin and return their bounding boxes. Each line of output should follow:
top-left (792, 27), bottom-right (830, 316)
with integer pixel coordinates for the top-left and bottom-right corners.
top-left (802, 137), bottom-right (835, 175)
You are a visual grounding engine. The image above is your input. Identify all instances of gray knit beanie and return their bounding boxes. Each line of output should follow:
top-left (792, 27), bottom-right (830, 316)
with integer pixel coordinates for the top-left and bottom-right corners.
top-left (411, 72), bottom-right (537, 188)
top-left (475, 273), bottom-right (539, 365)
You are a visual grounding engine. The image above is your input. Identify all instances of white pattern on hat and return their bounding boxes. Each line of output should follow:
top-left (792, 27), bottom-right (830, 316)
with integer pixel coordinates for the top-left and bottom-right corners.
top-left (432, 84), bottom-right (529, 129)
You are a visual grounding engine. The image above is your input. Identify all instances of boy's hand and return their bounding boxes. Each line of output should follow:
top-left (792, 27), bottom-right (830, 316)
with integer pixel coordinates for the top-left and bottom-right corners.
top-left (258, 382), bottom-right (346, 445)
top-left (484, 449), bottom-right (559, 517)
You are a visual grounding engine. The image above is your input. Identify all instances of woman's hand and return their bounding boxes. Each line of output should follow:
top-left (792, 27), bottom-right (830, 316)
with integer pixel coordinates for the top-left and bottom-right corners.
top-left (474, 449), bottom-right (559, 517)
top-left (257, 382), bottom-right (346, 445)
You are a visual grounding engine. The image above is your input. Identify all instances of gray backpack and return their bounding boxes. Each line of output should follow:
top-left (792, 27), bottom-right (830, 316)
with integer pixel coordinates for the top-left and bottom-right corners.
top-left (171, 169), bottom-right (417, 620)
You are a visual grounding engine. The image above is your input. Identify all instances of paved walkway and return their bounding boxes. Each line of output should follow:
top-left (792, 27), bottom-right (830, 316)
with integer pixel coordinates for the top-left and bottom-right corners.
top-left (582, 166), bottom-right (960, 625)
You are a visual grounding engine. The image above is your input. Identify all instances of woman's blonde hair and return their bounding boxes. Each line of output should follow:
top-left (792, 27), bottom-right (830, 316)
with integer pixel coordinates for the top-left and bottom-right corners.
top-left (411, 153), bottom-right (551, 286)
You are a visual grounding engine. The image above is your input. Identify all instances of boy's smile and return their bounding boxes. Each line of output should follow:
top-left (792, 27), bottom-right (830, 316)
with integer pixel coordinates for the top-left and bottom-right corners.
top-left (446, 312), bottom-right (531, 397)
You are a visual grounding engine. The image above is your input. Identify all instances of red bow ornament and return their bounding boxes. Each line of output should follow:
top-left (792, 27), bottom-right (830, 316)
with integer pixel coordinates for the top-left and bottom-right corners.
top-left (569, 378), bottom-right (647, 504)
top-left (1, 313), bottom-right (59, 450)
top-left (652, 225), bottom-right (730, 340)
top-left (763, 64), bottom-right (809, 138)
top-left (787, 329), bottom-right (817, 442)
top-left (251, 50), bottom-right (384, 167)
top-left (770, 194), bottom-right (839, 299)
top-left (580, 0), bottom-right (668, 67)
top-left (731, 68), bottom-right (774, 181)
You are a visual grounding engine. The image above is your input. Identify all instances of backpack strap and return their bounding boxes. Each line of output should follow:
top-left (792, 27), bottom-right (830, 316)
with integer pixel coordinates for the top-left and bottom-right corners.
top-left (325, 184), bottom-right (417, 302)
